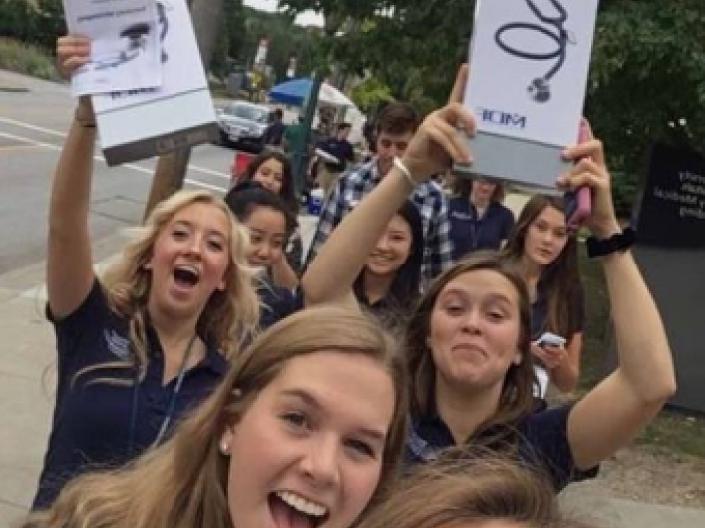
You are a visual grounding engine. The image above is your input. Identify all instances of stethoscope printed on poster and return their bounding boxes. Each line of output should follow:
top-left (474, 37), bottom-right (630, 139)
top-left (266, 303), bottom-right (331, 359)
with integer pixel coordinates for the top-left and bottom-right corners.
top-left (464, 0), bottom-right (599, 148)
top-left (63, 0), bottom-right (163, 96)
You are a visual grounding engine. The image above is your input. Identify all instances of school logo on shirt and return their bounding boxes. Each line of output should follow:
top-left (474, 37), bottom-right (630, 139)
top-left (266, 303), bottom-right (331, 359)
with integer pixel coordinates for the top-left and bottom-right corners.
top-left (103, 329), bottom-right (131, 360)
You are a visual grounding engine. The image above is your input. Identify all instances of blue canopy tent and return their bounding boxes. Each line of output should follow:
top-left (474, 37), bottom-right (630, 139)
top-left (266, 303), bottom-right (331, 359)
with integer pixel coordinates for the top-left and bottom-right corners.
top-left (268, 78), bottom-right (313, 106)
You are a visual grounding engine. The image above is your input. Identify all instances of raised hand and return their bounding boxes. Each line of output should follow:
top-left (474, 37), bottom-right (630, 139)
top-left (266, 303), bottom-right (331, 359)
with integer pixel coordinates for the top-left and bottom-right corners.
top-left (400, 65), bottom-right (476, 184)
top-left (56, 35), bottom-right (91, 79)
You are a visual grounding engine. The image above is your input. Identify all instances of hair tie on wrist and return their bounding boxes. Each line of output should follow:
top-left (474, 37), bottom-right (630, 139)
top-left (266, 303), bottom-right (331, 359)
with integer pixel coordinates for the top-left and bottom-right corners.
top-left (74, 109), bottom-right (96, 128)
top-left (393, 157), bottom-right (416, 189)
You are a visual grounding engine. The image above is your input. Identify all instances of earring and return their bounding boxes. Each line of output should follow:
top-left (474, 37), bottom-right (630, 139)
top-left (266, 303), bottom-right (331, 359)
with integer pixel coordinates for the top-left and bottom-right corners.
top-left (220, 441), bottom-right (230, 455)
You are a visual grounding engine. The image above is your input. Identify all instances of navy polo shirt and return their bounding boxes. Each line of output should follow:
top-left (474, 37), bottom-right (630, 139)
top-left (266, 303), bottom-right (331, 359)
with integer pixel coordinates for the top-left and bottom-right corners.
top-left (257, 277), bottom-right (300, 329)
top-left (406, 405), bottom-right (598, 492)
top-left (448, 198), bottom-right (515, 260)
top-left (33, 279), bottom-right (227, 510)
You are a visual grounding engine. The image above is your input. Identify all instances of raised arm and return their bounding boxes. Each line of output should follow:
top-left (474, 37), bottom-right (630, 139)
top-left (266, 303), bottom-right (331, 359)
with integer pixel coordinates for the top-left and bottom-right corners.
top-left (303, 66), bottom-right (474, 306)
top-left (47, 36), bottom-right (96, 318)
top-left (562, 129), bottom-right (676, 470)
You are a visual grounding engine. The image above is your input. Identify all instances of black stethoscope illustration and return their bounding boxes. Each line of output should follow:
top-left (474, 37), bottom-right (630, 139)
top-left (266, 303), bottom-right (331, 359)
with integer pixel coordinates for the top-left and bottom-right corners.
top-left (494, 0), bottom-right (575, 103)
top-left (92, 1), bottom-right (170, 70)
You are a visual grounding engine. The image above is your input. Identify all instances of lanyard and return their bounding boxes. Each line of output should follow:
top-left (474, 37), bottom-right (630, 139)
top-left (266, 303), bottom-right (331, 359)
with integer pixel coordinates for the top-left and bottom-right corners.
top-left (494, 0), bottom-right (574, 103)
top-left (128, 333), bottom-right (198, 455)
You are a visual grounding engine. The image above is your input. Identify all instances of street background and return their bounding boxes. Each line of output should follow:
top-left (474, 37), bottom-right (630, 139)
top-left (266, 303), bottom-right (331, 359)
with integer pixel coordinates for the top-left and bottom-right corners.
top-left (2, 69), bottom-right (705, 528)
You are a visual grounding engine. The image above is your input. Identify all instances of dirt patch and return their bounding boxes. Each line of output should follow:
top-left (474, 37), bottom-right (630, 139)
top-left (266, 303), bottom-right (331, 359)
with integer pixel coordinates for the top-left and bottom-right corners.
top-left (573, 444), bottom-right (705, 509)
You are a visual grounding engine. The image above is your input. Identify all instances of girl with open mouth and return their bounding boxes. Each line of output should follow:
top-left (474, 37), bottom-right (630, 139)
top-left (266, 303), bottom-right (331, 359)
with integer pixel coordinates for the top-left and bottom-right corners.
top-left (23, 307), bottom-right (408, 528)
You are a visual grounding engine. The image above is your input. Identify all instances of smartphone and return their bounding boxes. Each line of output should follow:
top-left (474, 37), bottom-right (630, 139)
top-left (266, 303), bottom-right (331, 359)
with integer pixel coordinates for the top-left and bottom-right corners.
top-left (564, 118), bottom-right (593, 230)
top-left (537, 332), bottom-right (567, 348)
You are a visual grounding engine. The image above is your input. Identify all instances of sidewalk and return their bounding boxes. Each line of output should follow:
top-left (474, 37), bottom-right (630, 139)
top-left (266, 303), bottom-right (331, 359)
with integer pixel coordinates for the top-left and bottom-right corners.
top-left (1, 217), bottom-right (704, 527)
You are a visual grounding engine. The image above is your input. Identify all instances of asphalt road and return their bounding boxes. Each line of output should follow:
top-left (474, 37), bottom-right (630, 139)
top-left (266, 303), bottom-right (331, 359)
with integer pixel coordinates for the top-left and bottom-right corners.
top-left (0, 69), bottom-right (237, 275)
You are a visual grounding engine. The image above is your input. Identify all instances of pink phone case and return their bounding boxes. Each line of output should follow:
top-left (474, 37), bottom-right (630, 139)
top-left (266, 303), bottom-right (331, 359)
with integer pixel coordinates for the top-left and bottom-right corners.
top-left (565, 119), bottom-right (592, 230)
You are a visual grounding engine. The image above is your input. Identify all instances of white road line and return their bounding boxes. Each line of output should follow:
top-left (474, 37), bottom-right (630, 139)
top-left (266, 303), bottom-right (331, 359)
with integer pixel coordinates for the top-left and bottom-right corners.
top-left (0, 131), bottom-right (227, 193)
top-left (0, 116), bottom-right (67, 138)
top-left (0, 116), bottom-right (231, 180)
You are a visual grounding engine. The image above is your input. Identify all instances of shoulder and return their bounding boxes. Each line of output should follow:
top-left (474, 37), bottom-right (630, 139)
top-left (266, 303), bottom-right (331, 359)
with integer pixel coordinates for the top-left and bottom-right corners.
top-left (517, 405), bottom-right (598, 490)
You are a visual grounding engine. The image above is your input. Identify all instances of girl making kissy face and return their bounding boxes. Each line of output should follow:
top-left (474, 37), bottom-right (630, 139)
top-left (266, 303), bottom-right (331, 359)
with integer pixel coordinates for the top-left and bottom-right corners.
top-left (304, 64), bottom-right (676, 492)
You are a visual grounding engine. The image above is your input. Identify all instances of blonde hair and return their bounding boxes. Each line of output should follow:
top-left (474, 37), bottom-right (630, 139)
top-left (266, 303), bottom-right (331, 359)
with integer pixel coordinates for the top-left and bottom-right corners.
top-left (24, 307), bottom-right (409, 528)
top-left (82, 190), bottom-right (259, 384)
top-left (357, 448), bottom-right (589, 528)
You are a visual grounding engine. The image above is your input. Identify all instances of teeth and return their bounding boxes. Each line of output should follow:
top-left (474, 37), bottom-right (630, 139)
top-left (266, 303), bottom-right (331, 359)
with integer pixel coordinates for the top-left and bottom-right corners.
top-left (276, 491), bottom-right (327, 518)
top-left (175, 264), bottom-right (199, 276)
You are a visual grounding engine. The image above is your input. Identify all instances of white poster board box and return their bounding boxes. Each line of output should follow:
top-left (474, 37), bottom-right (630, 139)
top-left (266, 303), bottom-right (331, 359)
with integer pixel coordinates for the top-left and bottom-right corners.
top-left (459, 0), bottom-right (600, 192)
top-left (92, 0), bottom-right (218, 166)
top-left (63, 0), bottom-right (163, 96)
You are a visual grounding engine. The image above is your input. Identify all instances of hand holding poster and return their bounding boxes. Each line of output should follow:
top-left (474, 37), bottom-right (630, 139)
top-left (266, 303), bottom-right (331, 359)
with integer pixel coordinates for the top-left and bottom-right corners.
top-left (459, 0), bottom-right (600, 191)
top-left (63, 0), bottom-right (162, 95)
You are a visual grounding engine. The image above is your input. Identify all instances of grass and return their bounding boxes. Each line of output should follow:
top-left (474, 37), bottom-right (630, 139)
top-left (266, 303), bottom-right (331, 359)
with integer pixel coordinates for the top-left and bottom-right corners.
top-left (0, 37), bottom-right (61, 82)
top-left (577, 244), bottom-right (705, 458)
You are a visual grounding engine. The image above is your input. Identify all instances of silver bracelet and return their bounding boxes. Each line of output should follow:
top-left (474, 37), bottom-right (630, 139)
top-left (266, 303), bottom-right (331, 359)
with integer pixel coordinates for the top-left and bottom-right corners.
top-left (393, 156), bottom-right (416, 189)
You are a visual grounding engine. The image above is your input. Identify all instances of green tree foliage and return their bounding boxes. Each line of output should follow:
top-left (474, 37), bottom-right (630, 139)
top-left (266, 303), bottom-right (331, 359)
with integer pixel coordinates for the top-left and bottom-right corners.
top-left (350, 76), bottom-right (394, 112)
top-left (281, 0), bottom-right (705, 214)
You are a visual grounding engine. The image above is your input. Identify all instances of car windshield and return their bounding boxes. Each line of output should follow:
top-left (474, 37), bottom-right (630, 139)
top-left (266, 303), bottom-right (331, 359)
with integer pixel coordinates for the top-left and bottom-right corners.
top-left (226, 104), bottom-right (269, 123)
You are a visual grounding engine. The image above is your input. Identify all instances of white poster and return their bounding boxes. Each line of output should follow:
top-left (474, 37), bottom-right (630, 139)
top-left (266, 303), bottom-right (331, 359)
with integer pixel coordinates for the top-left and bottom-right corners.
top-left (63, 0), bottom-right (162, 96)
top-left (89, 0), bottom-right (217, 165)
top-left (92, 0), bottom-right (207, 113)
top-left (465, 0), bottom-right (599, 147)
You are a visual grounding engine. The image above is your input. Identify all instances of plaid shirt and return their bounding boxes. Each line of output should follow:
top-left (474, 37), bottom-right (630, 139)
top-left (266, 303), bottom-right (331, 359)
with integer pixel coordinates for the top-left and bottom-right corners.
top-left (306, 158), bottom-right (454, 283)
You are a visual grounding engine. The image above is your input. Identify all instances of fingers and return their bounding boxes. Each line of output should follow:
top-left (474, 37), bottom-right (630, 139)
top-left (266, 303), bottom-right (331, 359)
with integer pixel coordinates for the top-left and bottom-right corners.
top-left (424, 108), bottom-right (474, 163)
top-left (562, 139), bottom-right (604, 165)
top-left (437, 102), bottom-right (477, 135)
top-left (57, 35), bottom-right (91, 78)
top-left (448, 64), bottom-right (469, 105)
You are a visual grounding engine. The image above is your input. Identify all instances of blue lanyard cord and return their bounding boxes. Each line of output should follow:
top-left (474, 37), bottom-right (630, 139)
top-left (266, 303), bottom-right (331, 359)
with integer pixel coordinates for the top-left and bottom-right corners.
top-left (494, 0), bottom-right (572, 102)
top-left (127, 334), bottom-right (198, 455)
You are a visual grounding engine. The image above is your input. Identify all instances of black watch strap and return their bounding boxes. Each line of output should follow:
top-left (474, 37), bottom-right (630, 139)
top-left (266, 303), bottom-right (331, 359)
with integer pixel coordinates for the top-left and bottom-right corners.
top-left (586, 227), bottom-right (636, 258)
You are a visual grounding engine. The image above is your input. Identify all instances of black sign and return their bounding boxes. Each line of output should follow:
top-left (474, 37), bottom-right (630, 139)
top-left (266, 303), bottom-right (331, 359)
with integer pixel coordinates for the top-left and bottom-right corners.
top-left (636, 143), bottom-right (705, 248)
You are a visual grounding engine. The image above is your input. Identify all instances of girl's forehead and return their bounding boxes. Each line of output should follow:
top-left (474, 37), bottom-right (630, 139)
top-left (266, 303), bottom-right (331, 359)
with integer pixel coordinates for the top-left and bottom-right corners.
top-left (438, 269), bottom-right (520, 301)
top-left (169, 202), bottom-right (230, 232)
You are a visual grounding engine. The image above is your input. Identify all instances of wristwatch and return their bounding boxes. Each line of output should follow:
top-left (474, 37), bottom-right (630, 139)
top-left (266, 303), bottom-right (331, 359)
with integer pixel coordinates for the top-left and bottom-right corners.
top-left (586, 227), bottom-right (636, 258)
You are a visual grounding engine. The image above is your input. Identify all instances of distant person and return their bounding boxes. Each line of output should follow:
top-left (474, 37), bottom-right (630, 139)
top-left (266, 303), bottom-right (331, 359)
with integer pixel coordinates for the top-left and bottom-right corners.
top-left (449, 176), bottom-right (515, 260)
top-left (224, 181), bottom-right (299, 328)
top-left (237, 150), bottom-right (304, 281)
top-left (303, 199), bottom-right (424, 328)
top-left (317, 122), bottom-right (355, 173)
top-left (307, 102), bottom-right (454, 284)
top-left (502, 194), bottom-right (585, 398)
top-left (282, 116), bottom-right (306, 156)
top-left (262, 108), bottom-right (285, 147)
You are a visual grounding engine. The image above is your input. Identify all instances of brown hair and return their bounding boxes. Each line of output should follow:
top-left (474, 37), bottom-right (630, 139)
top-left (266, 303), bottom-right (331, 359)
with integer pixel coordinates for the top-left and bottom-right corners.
top-left (375, 102), bottom-right (419, 136)
top-left (405, 253), bottom-right (536, 437)
top-left (24, 307), bottom-right (409, 528)
top-left (502, 195), bottom-right (582, 339)
top-left (240, 149), bottom-right (296, 213)
top-left (453, 176), bottom-right (507, 203)
top-left (357, 448), bottom-right (593, 528)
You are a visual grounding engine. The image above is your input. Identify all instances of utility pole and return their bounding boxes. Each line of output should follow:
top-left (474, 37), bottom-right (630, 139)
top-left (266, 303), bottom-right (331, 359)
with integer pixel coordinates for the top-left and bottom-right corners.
top-left (143, 0), bottom-right (225, 220)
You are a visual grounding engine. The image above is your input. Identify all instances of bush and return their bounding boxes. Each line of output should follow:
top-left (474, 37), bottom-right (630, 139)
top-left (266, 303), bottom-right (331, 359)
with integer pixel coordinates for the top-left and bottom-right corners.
top-left (0, 37), bottom-right (61, 81)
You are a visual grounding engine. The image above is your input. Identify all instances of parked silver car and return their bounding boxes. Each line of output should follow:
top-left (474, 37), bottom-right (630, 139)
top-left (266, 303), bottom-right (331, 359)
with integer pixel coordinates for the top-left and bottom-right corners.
top-left (216, 101), bottom-right (273, 152)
